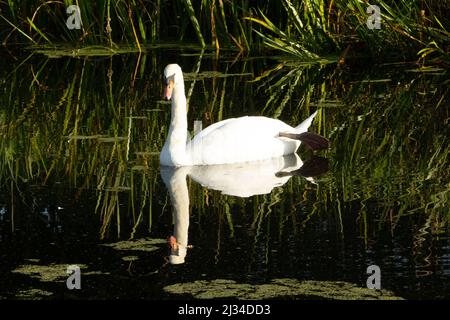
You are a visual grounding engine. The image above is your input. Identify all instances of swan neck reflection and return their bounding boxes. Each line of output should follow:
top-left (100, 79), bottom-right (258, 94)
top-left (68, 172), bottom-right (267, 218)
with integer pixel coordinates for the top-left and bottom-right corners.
top-left (161, 154), bottom-right (328, 265)
top-left (161, 167), bottom-right (190, 265)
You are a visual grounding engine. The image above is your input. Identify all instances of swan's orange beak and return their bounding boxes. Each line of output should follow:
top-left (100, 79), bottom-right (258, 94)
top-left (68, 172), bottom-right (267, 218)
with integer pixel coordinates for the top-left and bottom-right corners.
top-left (164, 79), bottom-right (174, 101)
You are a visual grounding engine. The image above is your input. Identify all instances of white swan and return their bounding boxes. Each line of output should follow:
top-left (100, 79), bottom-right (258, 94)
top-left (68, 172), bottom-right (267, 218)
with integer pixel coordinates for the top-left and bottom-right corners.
top-left (160, 64), bottom-right (328, 167)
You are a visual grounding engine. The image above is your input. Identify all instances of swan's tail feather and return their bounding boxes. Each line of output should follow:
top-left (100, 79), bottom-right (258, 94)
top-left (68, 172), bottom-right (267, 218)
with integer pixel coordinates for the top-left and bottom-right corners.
top-left (294, 110), bottom-right (318, 133)
top-left (278, 132), bottom-right (329, 150)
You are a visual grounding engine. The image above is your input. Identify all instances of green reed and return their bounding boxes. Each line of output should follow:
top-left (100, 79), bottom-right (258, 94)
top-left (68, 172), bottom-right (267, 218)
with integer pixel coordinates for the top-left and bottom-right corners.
top-left (2, 0), bottom-right (448, 65)
top-left (0, 0), bottom-right (256, 50)
top-left (0, 49), bottom-right (448, 246)
top-left (249, 0), bottom-right (450, 64)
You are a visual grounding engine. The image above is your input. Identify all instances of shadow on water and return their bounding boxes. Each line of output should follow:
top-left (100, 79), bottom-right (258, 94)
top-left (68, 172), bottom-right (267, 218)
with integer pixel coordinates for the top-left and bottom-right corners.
top-left (0, 47), bottom-right (448, 299)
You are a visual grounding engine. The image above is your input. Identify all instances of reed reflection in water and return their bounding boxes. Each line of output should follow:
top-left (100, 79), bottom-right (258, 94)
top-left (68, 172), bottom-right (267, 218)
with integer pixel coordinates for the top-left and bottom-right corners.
top-left (0, 47), bottom-right (448, 299)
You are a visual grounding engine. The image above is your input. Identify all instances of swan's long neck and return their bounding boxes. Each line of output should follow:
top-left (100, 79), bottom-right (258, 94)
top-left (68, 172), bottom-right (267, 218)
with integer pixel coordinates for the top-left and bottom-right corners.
top-left (164, 81), bottom-right (190, 165)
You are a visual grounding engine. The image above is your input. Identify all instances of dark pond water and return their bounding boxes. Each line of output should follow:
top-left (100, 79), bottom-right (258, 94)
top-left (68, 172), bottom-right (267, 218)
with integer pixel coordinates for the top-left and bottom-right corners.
top-left (0, 46), bottom-right (448, 300)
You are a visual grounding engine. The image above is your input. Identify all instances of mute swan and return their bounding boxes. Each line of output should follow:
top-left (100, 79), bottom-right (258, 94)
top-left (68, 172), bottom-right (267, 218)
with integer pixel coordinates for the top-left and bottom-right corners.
top-left (160, 64), bottom-right (328, 167)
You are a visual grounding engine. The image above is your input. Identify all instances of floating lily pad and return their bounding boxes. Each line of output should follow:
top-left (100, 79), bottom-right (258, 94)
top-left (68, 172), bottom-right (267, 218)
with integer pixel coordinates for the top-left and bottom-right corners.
top-left (30, 43), bottom-right (207, 58)
top-left (156, 100), bottom-right (171, 105)
top-left (131, 165), bottom-right (148, 171)
top-left (280, 55), bottom-right (338, 66)
top-left (122, 256), bottom-right (140, 262)
top-left (97, 137), bottom-right (128, 143)
top-left (125, 116), bottom-right (148, 120)
top-left (104, 186), bottom-right (132, 192)
top-left (135, 151), bottom-right (160, 156)
top-left (351, 79), bottom-right (392, 83)
top-left (179, 52), bottom-right (217, 57)
top-left (100, 238), bottom-right (166, 253)
top-left (16, 289), bottom-right (54, 300)
top-left (12, 264), bottom-right (87, 282)
top-left (65, 135), bottom-right (108, 140)
top-left (309, 100), bottom-right (343, 108)
top-left (183, 71), bottom-right (252, 80)
top-left (11, 263), bottom-right (109, 283)
top-left (11, 263), bottom-right (110, 299)
top-left (31, 46), bottom-right (140, 58)
top-left (163, 278), bottom-right (403, 300)
top-left (406, 67), bottom-right (445, 73)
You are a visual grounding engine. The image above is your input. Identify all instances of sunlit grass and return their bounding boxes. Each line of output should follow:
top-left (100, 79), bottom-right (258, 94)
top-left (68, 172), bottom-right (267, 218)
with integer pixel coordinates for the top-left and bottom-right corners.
top-left (0, 49), bottom-right (447, 245)
top-left (1, 1), bottom-right (449, 65)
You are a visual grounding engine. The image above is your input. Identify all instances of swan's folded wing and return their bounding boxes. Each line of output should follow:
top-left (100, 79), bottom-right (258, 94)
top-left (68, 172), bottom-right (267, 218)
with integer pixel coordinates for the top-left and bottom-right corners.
top-left (188, 116), bottom-right (297, 165)
top-left (191, 118), bottom-right (238, 141)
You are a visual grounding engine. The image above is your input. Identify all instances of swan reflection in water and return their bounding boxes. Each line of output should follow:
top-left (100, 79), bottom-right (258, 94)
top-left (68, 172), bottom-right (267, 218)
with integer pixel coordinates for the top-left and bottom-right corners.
top-left (160, 154), bottom-right (328, 264)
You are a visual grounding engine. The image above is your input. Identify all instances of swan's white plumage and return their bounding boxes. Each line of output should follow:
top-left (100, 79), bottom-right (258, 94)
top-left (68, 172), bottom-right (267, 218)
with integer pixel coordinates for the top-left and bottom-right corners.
top-left (160, 64), bottom-right (318, 167)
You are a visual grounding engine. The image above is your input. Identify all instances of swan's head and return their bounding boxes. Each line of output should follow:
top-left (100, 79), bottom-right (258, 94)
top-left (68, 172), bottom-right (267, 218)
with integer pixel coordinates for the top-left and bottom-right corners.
top-left (163, 64), bottom-right (183, 101)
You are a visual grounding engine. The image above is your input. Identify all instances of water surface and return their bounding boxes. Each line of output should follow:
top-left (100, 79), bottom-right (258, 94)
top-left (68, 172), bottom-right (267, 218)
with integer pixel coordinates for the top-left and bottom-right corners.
top-left (0, 47), bottom-right (448, 299)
